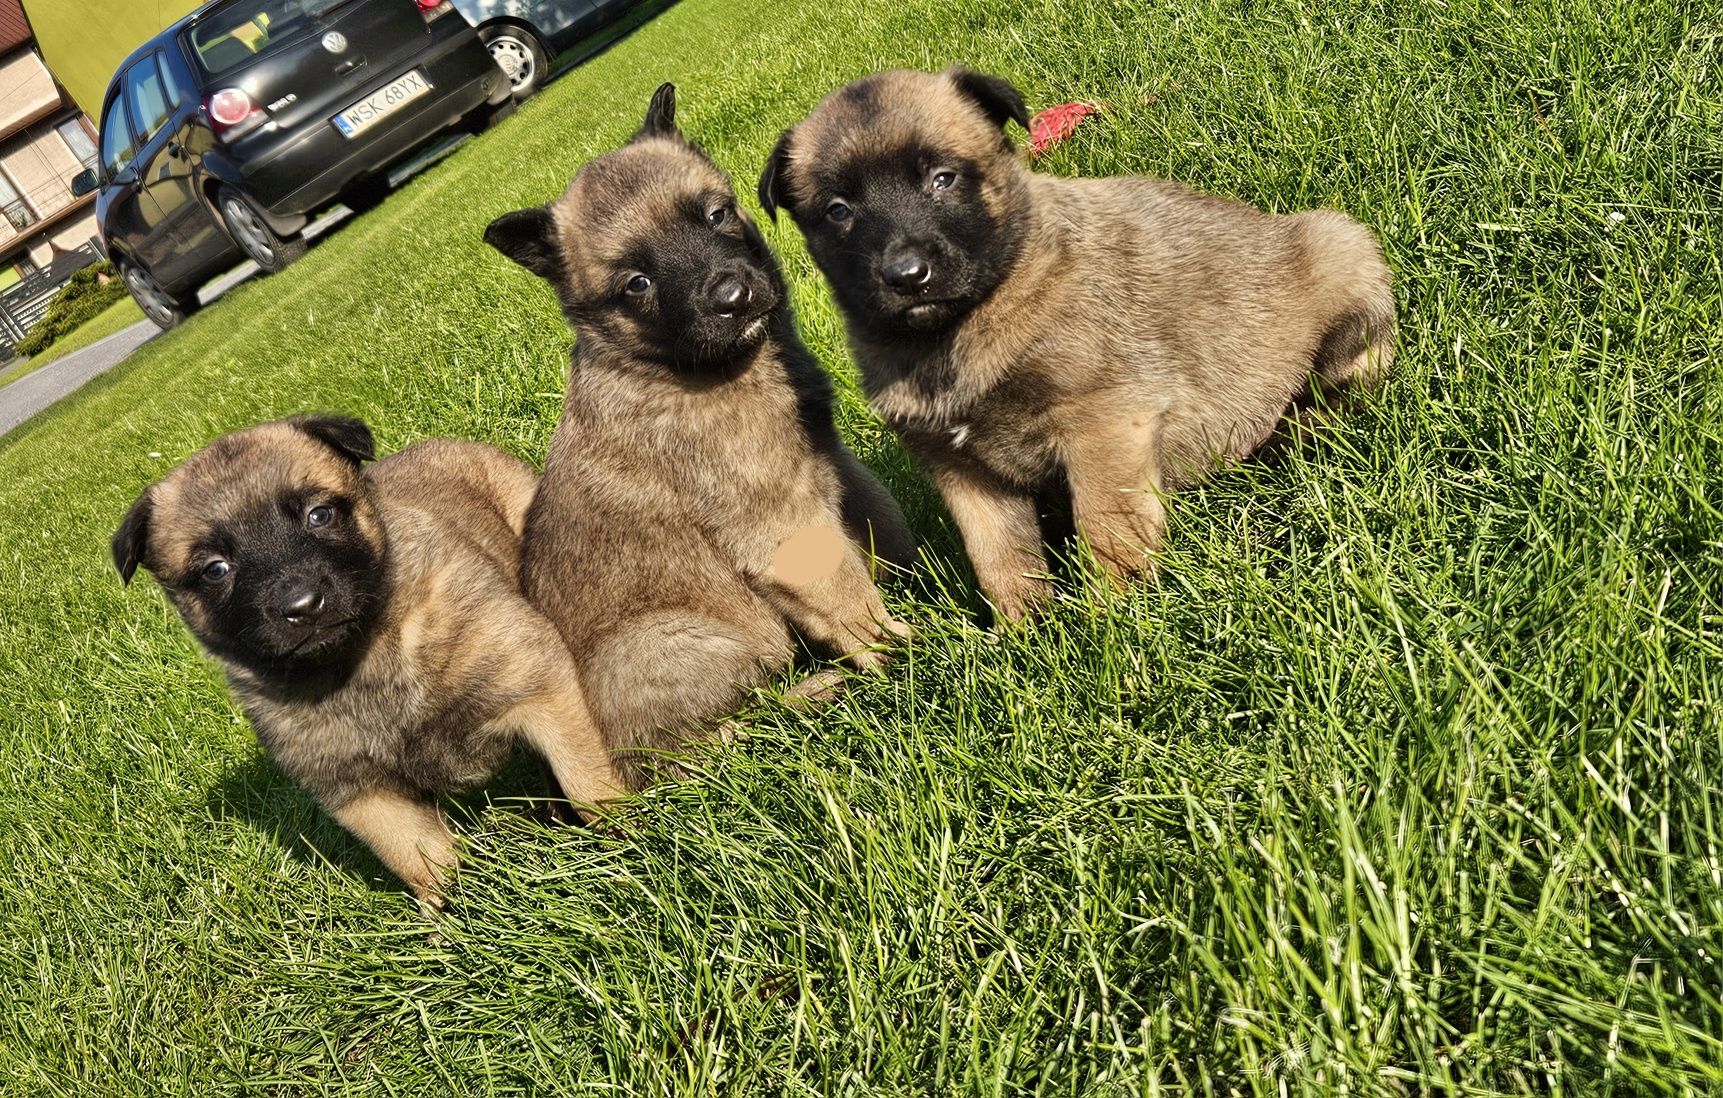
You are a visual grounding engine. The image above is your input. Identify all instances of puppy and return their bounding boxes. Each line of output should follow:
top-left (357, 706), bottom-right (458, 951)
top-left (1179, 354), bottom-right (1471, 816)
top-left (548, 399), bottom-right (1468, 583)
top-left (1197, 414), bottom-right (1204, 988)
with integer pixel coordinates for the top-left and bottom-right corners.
top-left (112, 416), bottom-right (624, 916)
top-left (760, 68), bottom-right (1396, 620)
top-left (484, 84), bottom-right (913, 791)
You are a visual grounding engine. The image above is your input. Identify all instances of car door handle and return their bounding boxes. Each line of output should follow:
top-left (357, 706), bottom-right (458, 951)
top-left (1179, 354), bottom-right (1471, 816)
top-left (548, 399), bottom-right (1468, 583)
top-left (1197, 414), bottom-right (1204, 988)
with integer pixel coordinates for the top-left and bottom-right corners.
top-left (166, 141), bottom-right (183, 159)
top-left (334, 56), bottom-right (367, 76)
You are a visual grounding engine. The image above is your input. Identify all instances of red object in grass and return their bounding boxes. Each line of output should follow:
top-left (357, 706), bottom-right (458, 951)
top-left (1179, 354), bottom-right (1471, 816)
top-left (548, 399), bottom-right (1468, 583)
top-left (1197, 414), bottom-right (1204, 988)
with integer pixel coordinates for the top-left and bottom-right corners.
top-left (1028, 101), bottom-right (1101, 155)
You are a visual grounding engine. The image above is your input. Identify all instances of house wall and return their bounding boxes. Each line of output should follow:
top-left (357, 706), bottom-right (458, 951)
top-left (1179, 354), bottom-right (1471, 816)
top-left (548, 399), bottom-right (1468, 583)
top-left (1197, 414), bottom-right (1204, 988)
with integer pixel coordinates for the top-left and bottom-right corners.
top-left (22, 0), bottom-right (201, 115)
top-left (0, 47), bottom-right (58, 134)
top-left (0, 117), bottom-right (85, 222)
top-left (24, 209), bottom-right (97, 267)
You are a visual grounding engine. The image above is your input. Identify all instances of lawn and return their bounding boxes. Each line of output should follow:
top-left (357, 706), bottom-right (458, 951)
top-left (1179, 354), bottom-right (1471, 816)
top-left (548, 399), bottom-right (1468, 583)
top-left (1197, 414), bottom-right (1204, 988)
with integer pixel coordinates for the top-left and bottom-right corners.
top-left (0, 297), bottom-right (147, 389)
top-left (1, 0), bottom-right (1719, 1092)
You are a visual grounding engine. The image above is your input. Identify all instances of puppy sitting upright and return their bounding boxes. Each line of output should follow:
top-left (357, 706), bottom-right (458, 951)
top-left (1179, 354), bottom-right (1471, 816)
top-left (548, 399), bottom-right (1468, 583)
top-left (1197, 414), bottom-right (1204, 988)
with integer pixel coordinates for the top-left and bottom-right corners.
top-left (760, 68), bottom-right (1396, 620)
top-left (112, 417), bottom-right (624, 916)
top-left (485, 84), bottom-right (913, 790)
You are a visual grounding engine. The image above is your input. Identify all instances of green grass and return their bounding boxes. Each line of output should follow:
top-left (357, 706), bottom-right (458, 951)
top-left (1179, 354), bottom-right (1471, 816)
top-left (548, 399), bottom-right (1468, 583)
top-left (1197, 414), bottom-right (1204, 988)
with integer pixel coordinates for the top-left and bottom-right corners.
top-left (2, 0), bottom-right (1720, 1092)
top-left (0, 297), bottom-right (147, 389)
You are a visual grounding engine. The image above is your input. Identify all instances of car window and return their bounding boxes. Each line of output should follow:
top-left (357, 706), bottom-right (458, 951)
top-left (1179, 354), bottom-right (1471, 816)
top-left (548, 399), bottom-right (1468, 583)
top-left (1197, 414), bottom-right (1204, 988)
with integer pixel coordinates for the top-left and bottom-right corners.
top-left (123, 56), bottom-right (173, 147)
top-left (98, 93), bottom-right (137, 178)
top-left (189, 0), bottom-right (319, 76)
top-left (155, 51), bottom-right (187, 112)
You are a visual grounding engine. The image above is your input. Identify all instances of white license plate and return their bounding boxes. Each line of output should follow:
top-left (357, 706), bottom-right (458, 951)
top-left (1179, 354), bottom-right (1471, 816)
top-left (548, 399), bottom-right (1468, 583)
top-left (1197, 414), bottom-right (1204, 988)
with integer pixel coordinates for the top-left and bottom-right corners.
top-left (331, 70), bottom-right (432, 138)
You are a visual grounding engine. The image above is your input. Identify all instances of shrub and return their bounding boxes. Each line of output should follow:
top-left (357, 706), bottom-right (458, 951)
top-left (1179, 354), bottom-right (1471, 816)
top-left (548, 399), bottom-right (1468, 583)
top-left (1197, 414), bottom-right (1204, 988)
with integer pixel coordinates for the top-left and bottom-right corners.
top-left (12, 260), bottom-right (128, 358)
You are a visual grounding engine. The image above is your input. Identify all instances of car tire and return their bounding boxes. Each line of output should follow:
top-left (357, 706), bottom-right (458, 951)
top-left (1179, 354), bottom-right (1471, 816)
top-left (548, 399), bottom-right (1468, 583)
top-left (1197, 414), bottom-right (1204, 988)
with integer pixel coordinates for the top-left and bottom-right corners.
top-left (217, 186), bottom-right (307, 273)
top-left (480, 24), bottom-right (548, 100)
top-left (340, 175), bottom-right (392, 215)
top-left (119, 260), bottom-right (195, 330)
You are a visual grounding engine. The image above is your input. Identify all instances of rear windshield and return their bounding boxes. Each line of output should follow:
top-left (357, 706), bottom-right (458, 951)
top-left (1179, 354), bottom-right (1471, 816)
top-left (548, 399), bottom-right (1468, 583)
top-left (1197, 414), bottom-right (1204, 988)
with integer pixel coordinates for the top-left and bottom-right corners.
top-left (186, 0), bottom-right (322, 76)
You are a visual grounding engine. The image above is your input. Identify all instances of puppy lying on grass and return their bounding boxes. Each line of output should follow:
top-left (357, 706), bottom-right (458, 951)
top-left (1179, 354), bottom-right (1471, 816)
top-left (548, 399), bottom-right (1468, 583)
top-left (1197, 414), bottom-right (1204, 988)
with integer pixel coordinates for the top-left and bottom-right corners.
top-left (761, 67), bottom-right (1396, 621)
top-left (112, 416), bottom-right (624, 917)
top-left (486, 84), bottom-right (913, 790)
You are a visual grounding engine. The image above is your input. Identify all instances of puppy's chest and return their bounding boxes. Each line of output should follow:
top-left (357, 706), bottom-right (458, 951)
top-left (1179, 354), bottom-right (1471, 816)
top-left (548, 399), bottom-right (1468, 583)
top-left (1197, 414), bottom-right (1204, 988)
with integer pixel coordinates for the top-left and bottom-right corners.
top-left (874, 363), bottom-right (1061, 487)
top-left (667, 386), bottom-right (824, 500)
top-left (245, 655), bottom-right (515, 800)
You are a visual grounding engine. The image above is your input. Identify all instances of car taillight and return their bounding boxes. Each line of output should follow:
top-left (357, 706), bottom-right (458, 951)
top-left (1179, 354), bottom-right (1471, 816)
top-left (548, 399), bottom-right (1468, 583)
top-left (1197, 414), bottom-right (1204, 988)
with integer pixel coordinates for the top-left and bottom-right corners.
top-left (206, 88), bottom-right (264, 140)
top-left (416, 0), bottom-right (454, 19)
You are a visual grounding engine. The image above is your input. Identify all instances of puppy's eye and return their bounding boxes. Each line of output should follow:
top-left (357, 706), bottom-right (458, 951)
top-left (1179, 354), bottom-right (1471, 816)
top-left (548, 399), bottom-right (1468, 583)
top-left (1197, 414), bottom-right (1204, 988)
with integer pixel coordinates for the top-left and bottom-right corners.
top-left (930, 169), bottom-right (957, 191)
top-left (306, 504), bottom-right (335, 529)
top-left (826, 200), bottom-right (853, 224)
top-left (625, 274), bottom-right (652, 295)
top-left (202, 559), bottom-right (231, 583)
top-left (706, 204), bottom-right (729, 228)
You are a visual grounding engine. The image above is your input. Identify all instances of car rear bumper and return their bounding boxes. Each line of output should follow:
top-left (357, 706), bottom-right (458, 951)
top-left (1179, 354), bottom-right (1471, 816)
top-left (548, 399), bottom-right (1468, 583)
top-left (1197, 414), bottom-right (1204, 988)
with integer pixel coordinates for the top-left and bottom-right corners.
top-left (236, 24), bottom-right (503, 220)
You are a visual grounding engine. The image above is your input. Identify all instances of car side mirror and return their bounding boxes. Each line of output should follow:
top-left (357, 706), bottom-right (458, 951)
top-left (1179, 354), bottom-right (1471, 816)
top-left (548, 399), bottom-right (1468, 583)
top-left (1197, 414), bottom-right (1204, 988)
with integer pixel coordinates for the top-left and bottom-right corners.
top-left (71, 168), bottom-right (99, 196)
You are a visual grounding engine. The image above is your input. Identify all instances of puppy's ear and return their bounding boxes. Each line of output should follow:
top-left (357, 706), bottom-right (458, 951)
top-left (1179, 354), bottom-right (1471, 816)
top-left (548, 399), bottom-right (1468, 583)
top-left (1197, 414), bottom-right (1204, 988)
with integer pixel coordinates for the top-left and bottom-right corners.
top-left (757, 128), bottom-right (795, 221)
top-left (948, 68), bottom-right (1030, 132)
top-left (636, 82), bottom-right (678, 140)
top-left (112, 489), bottom-right (153, 585)
top-left (294, 415), bottom-right (375, 465)
top-left (484, 206), bottom-right (562, 282)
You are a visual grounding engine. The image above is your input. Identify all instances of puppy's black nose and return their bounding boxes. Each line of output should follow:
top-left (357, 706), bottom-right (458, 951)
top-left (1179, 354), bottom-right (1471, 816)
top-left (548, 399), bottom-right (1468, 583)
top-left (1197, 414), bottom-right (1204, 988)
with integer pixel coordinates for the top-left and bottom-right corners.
top-left (882, 253), bottom-right (932, 292)
top-left (279, 588), bottom-right (326, 625)
top-left (711, 277), bottom-right (751, 317)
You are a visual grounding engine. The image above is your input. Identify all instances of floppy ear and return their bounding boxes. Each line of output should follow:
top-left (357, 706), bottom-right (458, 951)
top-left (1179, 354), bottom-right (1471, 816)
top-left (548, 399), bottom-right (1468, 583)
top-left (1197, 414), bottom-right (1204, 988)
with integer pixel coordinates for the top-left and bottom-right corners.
top-left (484, 206), bottom-right (562, 282)
top-left (636, 81), bottom-right (678, 140)
top-left (948, 67), bottom-right (1030, 132)
top-left (293, 415), bottom-right (375, 465)
top-left (112, 489), bottom-right (153, 585)
top-left (757, 128), bottom-right (795, 221)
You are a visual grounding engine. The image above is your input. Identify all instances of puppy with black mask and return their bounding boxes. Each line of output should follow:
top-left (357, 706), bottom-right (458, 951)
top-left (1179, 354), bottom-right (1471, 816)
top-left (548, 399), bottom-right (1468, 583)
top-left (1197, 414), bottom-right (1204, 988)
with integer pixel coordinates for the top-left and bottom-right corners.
top-left (761, 68), bottom-right (1396, 621)
top-left (485, 84), bottom-right (913, 790)
top-left (112, 417), bottom-right (625, 917)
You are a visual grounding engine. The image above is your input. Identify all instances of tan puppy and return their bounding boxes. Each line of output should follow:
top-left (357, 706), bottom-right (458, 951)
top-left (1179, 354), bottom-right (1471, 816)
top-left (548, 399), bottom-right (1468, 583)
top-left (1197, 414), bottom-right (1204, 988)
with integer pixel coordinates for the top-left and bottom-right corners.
top-left (485, 84), bottom-right (912, 790)
top-left (760, 68), bottom-right (1396, 620)
top-left (112, 417), bottom-right (624, 915)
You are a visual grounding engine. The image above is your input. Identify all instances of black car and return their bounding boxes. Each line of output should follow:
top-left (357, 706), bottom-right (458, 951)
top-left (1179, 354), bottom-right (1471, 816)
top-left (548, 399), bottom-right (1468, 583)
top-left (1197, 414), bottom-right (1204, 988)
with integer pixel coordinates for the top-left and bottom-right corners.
top-left (75, 0), bottom-right (512, 328)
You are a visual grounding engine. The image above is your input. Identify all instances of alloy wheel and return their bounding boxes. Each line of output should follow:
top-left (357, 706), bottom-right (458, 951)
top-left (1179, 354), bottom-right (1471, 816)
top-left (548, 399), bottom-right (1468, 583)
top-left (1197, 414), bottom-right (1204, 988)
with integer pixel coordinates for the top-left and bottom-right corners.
top-left (124, 265), bottom-right (175, 327)
top-left (222, 195), bottom-right (274, 266)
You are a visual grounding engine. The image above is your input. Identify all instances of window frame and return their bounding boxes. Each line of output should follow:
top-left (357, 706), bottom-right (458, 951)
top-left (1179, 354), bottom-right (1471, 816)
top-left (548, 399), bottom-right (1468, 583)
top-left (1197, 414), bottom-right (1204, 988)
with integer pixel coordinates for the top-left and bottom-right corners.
top-left (57, 117), bottom-right (99, 172)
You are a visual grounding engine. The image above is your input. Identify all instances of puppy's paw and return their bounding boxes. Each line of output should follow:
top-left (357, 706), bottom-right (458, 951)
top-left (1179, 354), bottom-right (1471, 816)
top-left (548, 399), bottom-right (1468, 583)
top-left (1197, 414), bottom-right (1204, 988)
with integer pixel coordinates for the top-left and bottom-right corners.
top-left (415, 889), bottom-right (458, 941)
top-left (846, 646), bottom-right (894, 674)
top-left (984, 582), bottom-right (1053, 629)
top-left (782, 669), bottom-right (847, 709)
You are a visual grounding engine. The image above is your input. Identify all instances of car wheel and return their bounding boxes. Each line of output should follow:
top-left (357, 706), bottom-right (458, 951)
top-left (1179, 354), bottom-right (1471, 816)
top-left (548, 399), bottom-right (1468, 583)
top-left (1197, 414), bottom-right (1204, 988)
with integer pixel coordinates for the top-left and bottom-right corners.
top-left (480, 24), bottom-right (547, 100)
top-left (119, 260), bottom-right (194, 330)
top-left (218, 187), bottom-right (307, 273)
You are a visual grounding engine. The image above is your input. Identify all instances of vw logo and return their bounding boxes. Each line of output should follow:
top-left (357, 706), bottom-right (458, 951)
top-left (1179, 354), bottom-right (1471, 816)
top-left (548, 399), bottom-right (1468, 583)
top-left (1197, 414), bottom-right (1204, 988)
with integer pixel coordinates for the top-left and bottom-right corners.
top-left (321, 31), bottom-right (348, 53)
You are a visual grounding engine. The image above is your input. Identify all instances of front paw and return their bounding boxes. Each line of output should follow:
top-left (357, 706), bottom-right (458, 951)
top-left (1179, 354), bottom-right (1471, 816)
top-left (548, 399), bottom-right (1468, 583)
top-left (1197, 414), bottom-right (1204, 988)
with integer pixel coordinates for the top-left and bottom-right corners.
top-left (415, 888), bottom-right (455, 940)
top-left (983, 573), bottom-right (1053, 626)
top-left (846, 646), bottom-right (892, 674)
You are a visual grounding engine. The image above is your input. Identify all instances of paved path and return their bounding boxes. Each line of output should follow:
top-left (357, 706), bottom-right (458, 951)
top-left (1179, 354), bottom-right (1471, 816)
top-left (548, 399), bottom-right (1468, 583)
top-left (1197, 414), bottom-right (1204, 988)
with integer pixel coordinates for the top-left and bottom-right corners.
top-left (0, 320), bottom-right (160, 437)
top-left (0, 202), bottom-right (362, 439)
